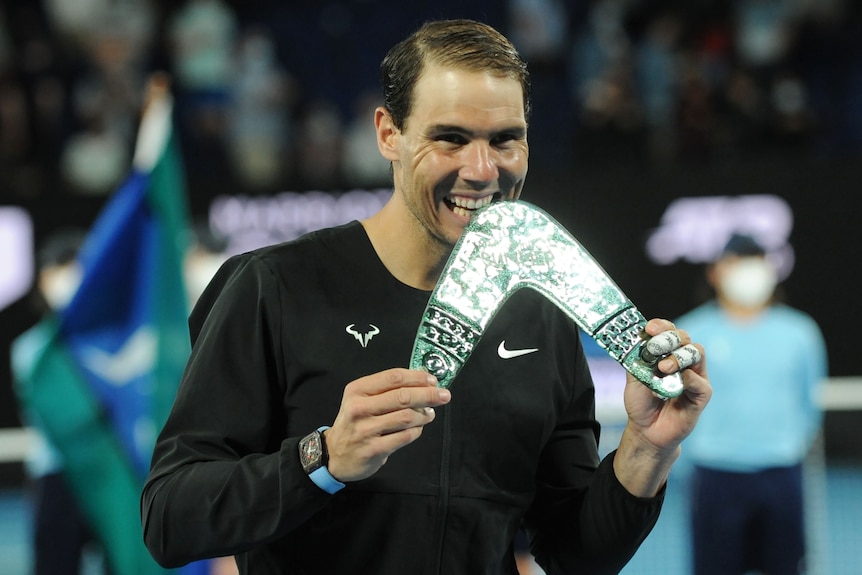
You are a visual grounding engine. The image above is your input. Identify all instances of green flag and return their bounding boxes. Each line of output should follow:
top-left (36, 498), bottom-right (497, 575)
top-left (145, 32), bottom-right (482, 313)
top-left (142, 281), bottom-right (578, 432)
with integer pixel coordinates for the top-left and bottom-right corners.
top-left (14, 82), bottom-right (203, 575)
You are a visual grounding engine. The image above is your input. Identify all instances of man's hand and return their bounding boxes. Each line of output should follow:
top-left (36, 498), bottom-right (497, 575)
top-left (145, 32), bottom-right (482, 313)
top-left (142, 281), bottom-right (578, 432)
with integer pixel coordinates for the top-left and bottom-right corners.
top-left (615, 318), bottom-right (711, 497)
top-left (324, 369), bottom-right (451, 482)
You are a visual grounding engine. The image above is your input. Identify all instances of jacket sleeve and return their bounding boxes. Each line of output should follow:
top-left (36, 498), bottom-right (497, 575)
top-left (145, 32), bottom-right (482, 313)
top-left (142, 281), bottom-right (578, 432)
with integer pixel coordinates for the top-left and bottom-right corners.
top-left (529, 450), bottom-right (664, 575)
top-left (141, 254), bottom-right (331, 568)
top-left (525, 345), bottom-right (664, 575)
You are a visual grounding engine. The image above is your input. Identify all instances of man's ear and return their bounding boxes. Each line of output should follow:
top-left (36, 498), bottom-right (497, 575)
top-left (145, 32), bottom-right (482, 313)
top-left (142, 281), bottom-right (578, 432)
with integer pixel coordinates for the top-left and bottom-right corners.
top-left (375, 107), bottom-right (400, 162)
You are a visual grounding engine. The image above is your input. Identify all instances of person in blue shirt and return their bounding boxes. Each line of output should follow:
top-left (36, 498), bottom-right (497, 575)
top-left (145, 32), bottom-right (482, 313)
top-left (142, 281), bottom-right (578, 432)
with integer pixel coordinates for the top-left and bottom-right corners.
top-left (11, 229), bottom-right (113, 575)
top-left (676, 233), bottom-right (827, 575)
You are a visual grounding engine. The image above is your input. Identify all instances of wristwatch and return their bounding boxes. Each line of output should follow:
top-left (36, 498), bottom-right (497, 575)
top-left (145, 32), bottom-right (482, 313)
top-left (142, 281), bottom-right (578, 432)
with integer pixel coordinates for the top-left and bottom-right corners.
top-left (299, 427), bottom-right (329, 473)
top-left (298, 426), bottom-right (345, 494)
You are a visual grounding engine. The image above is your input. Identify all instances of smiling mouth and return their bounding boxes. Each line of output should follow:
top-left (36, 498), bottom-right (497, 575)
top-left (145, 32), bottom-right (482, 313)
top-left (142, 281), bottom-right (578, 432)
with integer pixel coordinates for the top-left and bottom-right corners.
top-left (444, 193), bottom-right (500, 217)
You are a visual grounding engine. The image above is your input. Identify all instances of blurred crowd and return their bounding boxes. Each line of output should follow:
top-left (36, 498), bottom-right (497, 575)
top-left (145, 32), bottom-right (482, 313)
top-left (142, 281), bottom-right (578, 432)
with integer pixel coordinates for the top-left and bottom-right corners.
top-left (1, 0), bottom-right (861, 208)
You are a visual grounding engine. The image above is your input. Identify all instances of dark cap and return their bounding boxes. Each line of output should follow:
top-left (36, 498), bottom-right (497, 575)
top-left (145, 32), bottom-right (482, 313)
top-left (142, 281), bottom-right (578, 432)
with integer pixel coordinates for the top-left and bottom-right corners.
top-left (37, 228), bottom-right (86, 270)
top-left (720, 233), bottom-right (766, 258)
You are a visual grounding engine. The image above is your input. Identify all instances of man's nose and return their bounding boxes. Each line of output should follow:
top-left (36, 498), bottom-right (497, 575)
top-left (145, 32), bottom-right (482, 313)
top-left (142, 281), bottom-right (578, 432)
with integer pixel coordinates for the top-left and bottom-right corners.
top-left (459, 142), bottom-right (498, 184)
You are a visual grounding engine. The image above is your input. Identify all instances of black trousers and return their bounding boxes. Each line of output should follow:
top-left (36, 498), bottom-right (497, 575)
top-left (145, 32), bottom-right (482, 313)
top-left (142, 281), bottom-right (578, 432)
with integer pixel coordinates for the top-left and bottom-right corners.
top-left (32, 472), bottom-right (109, 575)
top-left (690, 464), bottom-right (805, 575)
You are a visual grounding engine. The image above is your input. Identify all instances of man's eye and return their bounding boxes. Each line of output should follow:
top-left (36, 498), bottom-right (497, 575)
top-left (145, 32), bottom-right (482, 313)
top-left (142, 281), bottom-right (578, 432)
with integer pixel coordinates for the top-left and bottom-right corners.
top-left (437, 134), bottom-right (467, 145)
top-left (491, 133), bottom-right (518, 146)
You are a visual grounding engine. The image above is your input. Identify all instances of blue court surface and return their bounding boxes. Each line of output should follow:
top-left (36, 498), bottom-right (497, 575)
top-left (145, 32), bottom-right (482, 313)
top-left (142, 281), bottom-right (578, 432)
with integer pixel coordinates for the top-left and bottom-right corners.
top-left (621, 463), bottom-right (862, 574)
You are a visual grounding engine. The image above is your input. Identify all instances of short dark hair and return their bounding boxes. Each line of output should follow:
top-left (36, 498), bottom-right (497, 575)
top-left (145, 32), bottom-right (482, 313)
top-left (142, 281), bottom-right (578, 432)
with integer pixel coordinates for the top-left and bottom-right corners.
top-left (380, 19), bottom-right (531, 130)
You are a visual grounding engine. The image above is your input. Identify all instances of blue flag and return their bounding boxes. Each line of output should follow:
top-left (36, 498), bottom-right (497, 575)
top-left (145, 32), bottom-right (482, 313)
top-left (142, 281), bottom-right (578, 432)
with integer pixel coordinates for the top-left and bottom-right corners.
top-left (61, 146), bottom-right (189, 478)
top-left (16, 83), bottom-right (211, 575)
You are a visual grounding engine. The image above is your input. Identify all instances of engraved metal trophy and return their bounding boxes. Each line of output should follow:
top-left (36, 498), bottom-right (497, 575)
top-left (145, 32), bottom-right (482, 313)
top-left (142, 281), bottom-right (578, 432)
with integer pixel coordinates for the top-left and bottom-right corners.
top-left (409, 201), bottom-right (684, 399)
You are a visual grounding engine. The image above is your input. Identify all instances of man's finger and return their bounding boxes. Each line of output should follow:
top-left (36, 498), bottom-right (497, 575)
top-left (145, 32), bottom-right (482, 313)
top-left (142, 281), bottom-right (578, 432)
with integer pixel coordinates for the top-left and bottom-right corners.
top-left (375, 385), bottom-right (450, 415)
top-left (377, 405), bottom-right (438, 436)
top-left (645, 331), bottom-right (683, 357)
top-left (671, 344), bottom-right (703, 371)
top-left (355, 368), bottom-right (439, 396)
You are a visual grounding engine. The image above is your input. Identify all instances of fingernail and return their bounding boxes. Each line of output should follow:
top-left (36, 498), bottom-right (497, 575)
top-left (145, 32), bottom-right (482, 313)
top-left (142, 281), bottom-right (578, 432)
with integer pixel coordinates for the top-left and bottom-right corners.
top-left (439, 389), bottom-right (451, 402)
top-left (427, 374), bottom-right (438, 386)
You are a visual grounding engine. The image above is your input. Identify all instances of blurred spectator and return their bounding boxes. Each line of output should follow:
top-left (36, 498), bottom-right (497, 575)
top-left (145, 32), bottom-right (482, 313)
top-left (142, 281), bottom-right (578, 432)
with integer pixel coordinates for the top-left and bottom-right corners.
top-left (506, 0), bottom-right (573, 168)
top-left (675, 55), bottom-right (716, 163)
top-left (168, 0), bottom-right (236, 96)
top-left (43, 0), bottom-right (156, 196)
top-left (567, 0), bottom-right (646, 164)
top-left (59, 116), bottom-right (129, 195)
top-left (167, 0), bottom-right (237, 178)
top-left (227, 27), bottom-right (296, 192)
top-left (508, 0), bottom-right (568, 62)
top-left (0, 2), bottom-right (68, 198)
top-left (341, 90), bottom-right (391, 188)
top-left (635, 11), bottom-right (682, 163)
top-left (0, 74), bottom-right (33, 192)
top-left (676, 233), bottom-right (827, 575)
top-left (11, 228), bottom-right (112, 575)
top-left (0, 1), bottom-right (860, 200)
top-left (733, 0), bottom-right (792, 72)
top-left (295, 98), bottom-right (342, 188)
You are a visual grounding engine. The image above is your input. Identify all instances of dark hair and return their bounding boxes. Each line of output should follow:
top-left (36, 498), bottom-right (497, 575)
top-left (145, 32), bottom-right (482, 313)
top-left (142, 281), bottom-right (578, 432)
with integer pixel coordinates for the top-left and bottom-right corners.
top-left (380, 19), bottom-right (531, 130)
top-left (37, 228), bottom-right (86, 271)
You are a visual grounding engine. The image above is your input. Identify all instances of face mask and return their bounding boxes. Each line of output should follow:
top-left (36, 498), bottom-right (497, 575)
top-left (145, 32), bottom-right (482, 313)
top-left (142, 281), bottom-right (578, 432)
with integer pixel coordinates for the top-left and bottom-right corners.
top-left (719, 257), bottom-right (777, 308)
top-left (41, 263), bottom-right (82, 311)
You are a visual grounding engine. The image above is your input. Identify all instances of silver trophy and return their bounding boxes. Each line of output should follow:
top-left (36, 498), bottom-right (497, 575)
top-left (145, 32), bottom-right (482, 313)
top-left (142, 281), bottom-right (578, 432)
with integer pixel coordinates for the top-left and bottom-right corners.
top-left (409, 201), bottom-right (684, 399)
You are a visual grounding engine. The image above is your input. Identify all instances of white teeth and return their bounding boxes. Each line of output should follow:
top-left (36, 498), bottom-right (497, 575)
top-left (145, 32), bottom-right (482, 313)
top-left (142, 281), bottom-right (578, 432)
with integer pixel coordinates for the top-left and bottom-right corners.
top-left (449, 195), bottom-right (493, 210)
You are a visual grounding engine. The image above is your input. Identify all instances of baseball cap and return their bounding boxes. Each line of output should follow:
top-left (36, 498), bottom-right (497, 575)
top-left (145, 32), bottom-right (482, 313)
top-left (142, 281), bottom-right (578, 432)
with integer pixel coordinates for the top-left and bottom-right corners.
top-left (720, 233), bottom-right (766, 258)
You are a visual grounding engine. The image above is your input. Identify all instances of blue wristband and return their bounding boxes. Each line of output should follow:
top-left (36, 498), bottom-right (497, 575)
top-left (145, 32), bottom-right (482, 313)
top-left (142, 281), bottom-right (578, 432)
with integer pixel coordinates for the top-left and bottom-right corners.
top-left (309, 465), bottom-right (345, 494)
top-left (308, 426), bottom-right (345, 494)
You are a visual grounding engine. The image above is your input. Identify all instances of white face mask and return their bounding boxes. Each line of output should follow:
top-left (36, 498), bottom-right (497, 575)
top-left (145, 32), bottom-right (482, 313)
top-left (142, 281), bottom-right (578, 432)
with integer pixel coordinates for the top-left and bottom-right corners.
top-left (719, 257), bottom-right (777, 308)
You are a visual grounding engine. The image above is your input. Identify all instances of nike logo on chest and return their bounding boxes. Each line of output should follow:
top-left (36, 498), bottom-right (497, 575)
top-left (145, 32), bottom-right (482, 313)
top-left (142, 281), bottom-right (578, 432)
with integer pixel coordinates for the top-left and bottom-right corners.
top-left (497, 340), bottom-right (539, 359)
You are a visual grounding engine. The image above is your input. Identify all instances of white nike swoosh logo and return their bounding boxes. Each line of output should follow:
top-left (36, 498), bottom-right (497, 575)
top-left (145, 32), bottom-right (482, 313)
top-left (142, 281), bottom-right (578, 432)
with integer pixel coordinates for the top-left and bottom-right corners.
top-left (497, 340), bottom-right (539, 359)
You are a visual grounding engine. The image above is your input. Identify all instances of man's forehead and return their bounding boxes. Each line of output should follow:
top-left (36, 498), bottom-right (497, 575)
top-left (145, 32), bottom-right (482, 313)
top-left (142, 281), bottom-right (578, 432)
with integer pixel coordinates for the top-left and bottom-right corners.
top-left (416, 61), bottom-right (521, 89)
top-left (409, 65), bottom-right (525, 120)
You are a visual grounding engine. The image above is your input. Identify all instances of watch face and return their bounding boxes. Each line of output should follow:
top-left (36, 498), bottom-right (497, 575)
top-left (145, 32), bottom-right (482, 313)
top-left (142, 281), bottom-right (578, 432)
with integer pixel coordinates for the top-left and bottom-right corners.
top-left (299, 431), bottom-right (323, 473)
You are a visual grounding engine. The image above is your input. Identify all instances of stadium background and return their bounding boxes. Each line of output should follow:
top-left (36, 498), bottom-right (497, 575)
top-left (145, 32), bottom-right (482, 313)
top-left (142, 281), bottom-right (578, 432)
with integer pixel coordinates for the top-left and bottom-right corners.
top-left (1, 1), bottom-right (860, 573)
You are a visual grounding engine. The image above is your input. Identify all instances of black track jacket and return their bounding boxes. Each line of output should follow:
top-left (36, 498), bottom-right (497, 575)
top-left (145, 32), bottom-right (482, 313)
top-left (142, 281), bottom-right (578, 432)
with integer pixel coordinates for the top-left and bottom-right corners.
top-left (141, 221), bottom-right (664, 574)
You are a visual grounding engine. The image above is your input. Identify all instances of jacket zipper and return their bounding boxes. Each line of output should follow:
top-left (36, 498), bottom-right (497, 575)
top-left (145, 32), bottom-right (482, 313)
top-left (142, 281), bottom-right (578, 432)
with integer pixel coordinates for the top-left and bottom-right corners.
top-left (431, 403), bottom-right (452, 574)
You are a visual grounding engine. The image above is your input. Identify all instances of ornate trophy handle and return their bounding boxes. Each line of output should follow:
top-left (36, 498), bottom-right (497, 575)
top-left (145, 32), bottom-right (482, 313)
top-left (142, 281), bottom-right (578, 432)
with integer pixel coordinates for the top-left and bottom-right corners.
top-left (409, 201), bottom-right (684, 399)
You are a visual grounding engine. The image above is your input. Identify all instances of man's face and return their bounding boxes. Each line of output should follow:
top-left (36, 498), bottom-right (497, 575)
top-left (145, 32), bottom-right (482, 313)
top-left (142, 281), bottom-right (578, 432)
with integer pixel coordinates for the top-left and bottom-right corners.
top-left (381, 64), bottom-right (529, 247)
